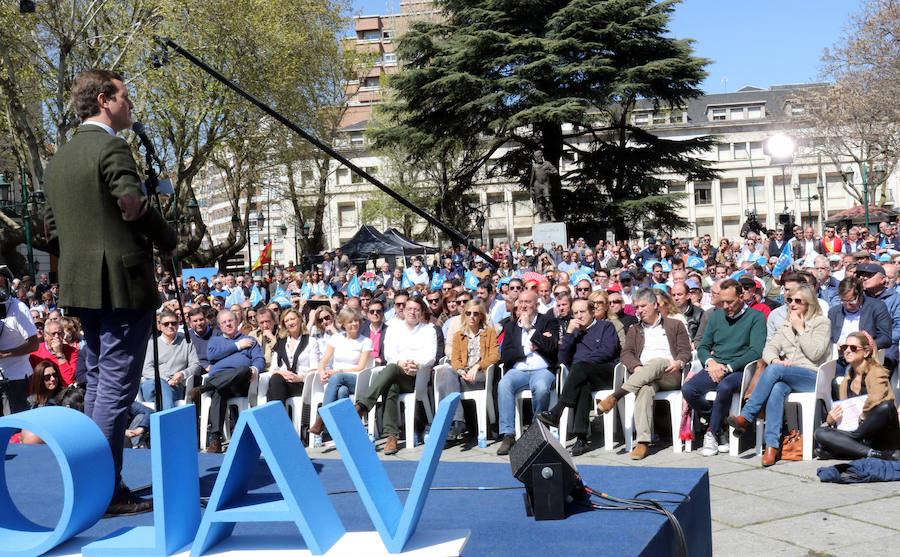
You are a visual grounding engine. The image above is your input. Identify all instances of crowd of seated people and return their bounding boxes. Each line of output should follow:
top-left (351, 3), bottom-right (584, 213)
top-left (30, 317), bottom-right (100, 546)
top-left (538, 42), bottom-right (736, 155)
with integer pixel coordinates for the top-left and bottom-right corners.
top-left (5, 225), bottom-right (900, 465)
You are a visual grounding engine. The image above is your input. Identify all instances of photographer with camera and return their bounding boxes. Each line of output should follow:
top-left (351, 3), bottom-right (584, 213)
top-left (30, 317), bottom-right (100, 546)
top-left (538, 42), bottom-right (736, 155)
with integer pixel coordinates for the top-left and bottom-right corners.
top-left (0, 265), bottom-right (41, 416)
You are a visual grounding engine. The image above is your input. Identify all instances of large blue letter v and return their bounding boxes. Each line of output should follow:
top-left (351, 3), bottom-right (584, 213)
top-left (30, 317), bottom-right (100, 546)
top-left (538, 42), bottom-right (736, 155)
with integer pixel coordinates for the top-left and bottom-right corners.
top-left (318, 393), bottom-right (461, 554)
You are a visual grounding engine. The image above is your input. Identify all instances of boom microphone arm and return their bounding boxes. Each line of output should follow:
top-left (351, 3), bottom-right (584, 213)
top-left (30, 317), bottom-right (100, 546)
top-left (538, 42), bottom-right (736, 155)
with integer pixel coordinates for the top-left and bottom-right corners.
top-left (152, 36), bottom-right (499, 269)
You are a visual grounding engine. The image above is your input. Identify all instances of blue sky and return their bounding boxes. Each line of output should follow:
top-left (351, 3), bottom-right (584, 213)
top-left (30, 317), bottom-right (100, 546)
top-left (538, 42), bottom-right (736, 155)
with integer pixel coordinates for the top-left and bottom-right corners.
top-left (349, 0), bottom-right (862, 93)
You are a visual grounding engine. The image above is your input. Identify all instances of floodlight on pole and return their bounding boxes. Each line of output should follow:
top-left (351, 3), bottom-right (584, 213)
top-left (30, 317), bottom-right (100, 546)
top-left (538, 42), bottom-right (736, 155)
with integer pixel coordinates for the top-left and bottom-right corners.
top-left (765, 134), bottom-right (796, 214)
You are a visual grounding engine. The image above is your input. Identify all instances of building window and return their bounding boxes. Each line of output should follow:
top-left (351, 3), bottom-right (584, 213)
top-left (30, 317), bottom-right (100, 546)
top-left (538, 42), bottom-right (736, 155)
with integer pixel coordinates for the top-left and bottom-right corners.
top-left (384, 52), bottom-right (397, 64)
top-left (337, 168), bottom-right (349, 184)
top-left (825, 174), bottom-right (844, 199)
top-left (734, 142), bottom-right (748, 160)
top-left (748, 106), bottom-right (763, 119)
top-left (363, 76), bottom-right (380, 88)
top-left (720, 180), bottom-right (739, 204)
top-left (351, 171), bottom-right (365, 184)
top-left (668, 182), bottom-right (686, 194)
top-left (382, 29), bottom-right (393, 40)
top-left (514, 227), bottom-right (532, 243)
top-left (350, 132), bottom-right (365, 147)
top-left (749, 141), bottom-right (764, 159)
top-left (360, 30), bottom-right (380, 40)
top-left (717, 143), bottom-right (732, 161)
top-left (487, 193), bottom-right (505, 217)
top-left (746, 178), bottom-right (764, 204)
top-left (694, 182), bottom-right (712, 206)
top-left (722, 218), bottom-right (741, 239)
top-left (653, 113), bottom-right (667, 125)
top-left (301, 170), bottom-right (314, 186)
top-left (730, 108), bottom-right (745, 120)
top-left (512, 192), bottom-right (531, 216)
top-left (338, 203), bottom-right (356, 227)
top-left (711, 108), bottom-right (726, 121)
top-left (633, 112), bottom-right (649, 125)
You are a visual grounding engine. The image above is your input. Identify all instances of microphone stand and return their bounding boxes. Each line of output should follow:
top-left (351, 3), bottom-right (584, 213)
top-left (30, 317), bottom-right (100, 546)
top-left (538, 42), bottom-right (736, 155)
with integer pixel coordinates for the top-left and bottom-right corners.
top-left (138, 138), bottom-right (191, 413)
top-left (152, 36), bottom-right (499, 270)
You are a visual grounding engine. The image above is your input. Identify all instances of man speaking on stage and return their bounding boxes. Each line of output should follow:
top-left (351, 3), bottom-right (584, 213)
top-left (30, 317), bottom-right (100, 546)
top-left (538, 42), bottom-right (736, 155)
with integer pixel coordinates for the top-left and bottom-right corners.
top-left (43, 69), bottom-right (177, 516)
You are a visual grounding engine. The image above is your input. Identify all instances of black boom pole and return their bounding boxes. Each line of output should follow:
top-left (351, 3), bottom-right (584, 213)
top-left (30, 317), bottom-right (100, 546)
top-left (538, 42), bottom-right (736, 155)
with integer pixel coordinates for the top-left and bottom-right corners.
top-left (154, 36), bottom-right (498, 269)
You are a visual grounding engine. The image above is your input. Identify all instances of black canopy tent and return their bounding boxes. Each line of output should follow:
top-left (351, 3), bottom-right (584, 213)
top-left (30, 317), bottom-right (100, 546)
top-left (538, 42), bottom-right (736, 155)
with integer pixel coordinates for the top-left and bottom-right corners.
top-left (336, 225), bottom-right (408, 270)
top-left (383, 228), bottom-right (439, 256)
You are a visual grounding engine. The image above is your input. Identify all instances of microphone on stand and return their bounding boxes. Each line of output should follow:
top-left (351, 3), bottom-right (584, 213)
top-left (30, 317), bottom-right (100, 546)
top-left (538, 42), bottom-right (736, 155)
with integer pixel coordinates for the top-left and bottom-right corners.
top-left (132, 121), bottom-right (165, 169)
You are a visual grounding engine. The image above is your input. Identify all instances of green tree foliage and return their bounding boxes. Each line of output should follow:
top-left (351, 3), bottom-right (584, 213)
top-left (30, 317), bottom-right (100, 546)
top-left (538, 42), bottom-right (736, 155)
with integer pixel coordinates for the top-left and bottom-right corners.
top-left (0, 0), bottom-right (349, 273)
top-left (373, 0), bottom-right (717, 241)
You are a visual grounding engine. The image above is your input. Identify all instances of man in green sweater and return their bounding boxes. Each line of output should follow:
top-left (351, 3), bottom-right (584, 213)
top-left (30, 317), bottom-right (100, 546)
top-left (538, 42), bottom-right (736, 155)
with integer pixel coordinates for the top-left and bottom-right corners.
top-left (682, 278), bottom-right (766, 457)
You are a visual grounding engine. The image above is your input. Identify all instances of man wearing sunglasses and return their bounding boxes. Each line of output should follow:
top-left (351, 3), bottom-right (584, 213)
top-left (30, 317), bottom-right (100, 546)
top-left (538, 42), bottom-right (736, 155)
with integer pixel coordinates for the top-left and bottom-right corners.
top-left (491, 277), bottom-right (523, 325)
top-left (360, 299), bottom-right (387, 366)
top-left (828, 276), bottom-right (891, 375)
top-left (29, 319), bottom-right (79, 385)
top-left (856, 263), bottom-right (900, 371)
top-left (140, 310), bottom-right (201, 410)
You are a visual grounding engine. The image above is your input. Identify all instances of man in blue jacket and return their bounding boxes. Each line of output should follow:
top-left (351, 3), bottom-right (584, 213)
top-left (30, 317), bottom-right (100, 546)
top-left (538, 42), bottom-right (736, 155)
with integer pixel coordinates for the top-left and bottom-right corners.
top-left (830, 276), bottom-right (892, 375)
top-left (189, 309), bottom-right (265, 453)
top-left (857, 263), bottom-right (900, 371)
top-left (537, 298), bottom-right (620, 456)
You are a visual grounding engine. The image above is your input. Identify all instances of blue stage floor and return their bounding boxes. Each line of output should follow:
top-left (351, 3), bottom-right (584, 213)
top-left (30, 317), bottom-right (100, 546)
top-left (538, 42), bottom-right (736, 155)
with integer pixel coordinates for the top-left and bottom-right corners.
top-left (4, 444), bottom-right (711, 556)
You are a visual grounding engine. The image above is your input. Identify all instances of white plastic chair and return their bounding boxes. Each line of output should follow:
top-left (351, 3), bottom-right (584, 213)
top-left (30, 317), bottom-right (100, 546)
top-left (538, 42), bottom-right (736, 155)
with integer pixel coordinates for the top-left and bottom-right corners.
top-left (366, 364), bottom-right (435, 449)
top-left (510, 366), bottom-right (560, 439)
top-left (309, 362), bottom-right (373, 446)
top-left (256, 370), bottom-right (314, 437)
top-left (136, 373), bottom-right (196, 410)
top-left (683, 359), bottom-right (757, 454)
top-left (431, 363), bottom-right (497, 446)
top-left (557, 363), bottom-right (626, 450)
top-left (198, 372), bottom-right (257, 450)
top-left (399, 364), bottom-right (435, 448)
top-left (754, 359), bottom-right (837, 460)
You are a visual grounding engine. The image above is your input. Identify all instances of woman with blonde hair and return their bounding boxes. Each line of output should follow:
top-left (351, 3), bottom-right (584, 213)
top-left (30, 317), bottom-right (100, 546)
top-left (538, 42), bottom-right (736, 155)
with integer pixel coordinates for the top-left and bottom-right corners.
top-left (588, 289), bottom-right (627, 346)
top-left (308, 306), bottom-right (372, 436)
top-left (436, 299), bottom-right (499, 441)
top-left (266, 308), bottom-right (320, 407)
top-left (813, 331), bottom-right (899, 460)
top-left (727, 284), bottom-right (832, 466)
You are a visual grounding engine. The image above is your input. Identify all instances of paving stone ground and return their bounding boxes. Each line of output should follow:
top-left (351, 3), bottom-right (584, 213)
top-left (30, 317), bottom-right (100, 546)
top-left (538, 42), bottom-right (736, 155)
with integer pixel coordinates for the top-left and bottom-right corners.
top-left (307, 423), bottom-right (900, 556)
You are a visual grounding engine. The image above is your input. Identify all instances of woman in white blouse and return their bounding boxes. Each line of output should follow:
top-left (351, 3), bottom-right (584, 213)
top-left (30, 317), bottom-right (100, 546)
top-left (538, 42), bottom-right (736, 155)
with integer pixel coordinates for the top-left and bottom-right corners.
top-left (308, 306), bottom-right (372, 435)
top-left (266, 309), bottom-right (320, 406)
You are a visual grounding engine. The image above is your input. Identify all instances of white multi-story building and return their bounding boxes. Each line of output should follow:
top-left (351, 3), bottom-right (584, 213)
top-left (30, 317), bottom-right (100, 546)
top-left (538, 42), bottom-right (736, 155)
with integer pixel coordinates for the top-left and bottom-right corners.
top-left (195, 2), bottom-right (897, 259)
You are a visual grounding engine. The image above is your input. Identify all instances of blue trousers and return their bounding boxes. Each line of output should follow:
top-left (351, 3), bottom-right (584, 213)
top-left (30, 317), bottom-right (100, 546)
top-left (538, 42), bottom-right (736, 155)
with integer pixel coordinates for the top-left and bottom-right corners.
top-left (79, 308), bottom-right (154, 490)
top-left (682, 369), bottom-right (743, 436)
top-left (140, 378), bottom-right (185, 410)
top-left (498, 367), bottom-right (556, 436)
top-left (740, 363), bottom-right (816, 449)
top-left (323, 372), bottom-right (358, 405)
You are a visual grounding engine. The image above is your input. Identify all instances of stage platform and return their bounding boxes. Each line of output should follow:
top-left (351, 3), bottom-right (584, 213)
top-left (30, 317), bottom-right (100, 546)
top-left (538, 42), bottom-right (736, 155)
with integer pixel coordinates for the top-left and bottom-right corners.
top-left (4, 444), bottom-right (711, 556)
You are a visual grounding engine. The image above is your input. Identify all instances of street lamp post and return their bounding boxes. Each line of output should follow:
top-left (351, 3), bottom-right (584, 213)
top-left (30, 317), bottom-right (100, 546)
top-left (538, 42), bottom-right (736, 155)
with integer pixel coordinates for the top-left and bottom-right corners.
top-left (256, 211), bottom-right (265, 277)
top-left (0, 167), bottom-right (45, 278)
top-left (845, 166), bottom-right (869, 230)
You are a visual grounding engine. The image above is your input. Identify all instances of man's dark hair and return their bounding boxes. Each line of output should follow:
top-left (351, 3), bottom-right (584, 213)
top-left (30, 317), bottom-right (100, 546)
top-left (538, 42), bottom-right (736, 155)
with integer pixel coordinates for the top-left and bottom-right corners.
top-left (394, 289), bottom-right (410, 299)
top-left (838, 276), bottom-right (864, 298)
top-left (449, 278), bottom-right (462, 288)
top-left (71, 69), bottom-right (125, 121)
top-left (188, 307), bottom-right (206, 318)
top-left (780, 271), bottom-right (805, 285)
top-left (719, 278), bottom-right (743, 295)
top-left (359, 288), bottom-right (373, 298)
top-left (331, 291), bottom-right (345, 301)
top-left (508, 277), bottom-right (523, 288)
top-left (477, 279), bottom-right (493, 291)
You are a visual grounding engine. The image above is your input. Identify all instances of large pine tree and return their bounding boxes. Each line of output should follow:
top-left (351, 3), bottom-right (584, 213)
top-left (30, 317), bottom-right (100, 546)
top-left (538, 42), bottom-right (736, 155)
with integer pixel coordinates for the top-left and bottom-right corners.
top-left (372, 0), bottom-right (718, 241)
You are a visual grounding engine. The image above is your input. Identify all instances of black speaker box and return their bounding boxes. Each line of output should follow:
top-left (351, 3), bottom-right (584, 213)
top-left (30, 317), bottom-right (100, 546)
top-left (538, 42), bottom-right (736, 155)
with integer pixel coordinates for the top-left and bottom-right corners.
top-left (509, 420), bottom-right (585, 520)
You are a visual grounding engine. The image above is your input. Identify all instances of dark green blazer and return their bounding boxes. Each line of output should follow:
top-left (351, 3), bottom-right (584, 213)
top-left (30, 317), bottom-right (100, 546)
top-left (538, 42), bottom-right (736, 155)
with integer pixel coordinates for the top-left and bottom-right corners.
top-left (44, 125), bottom-right (176, 310)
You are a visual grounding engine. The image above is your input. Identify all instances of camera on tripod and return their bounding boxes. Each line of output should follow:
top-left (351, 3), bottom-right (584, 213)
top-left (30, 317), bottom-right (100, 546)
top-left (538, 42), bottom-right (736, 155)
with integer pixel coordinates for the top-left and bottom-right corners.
top-left (740, 209), bottom-right (768, 238)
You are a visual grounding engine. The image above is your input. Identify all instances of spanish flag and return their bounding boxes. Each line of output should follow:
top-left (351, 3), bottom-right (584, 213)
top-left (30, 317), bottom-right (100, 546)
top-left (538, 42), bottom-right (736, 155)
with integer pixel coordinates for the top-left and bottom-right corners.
top-left (251, 240), bottom-right (272, 272)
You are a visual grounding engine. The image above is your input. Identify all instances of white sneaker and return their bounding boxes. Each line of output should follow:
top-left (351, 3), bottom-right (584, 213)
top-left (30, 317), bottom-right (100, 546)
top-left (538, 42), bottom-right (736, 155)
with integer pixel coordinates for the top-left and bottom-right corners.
top-left (717, 432), bottom-right (730, 454)
top-left (700, 430), bottom-right (718, 457)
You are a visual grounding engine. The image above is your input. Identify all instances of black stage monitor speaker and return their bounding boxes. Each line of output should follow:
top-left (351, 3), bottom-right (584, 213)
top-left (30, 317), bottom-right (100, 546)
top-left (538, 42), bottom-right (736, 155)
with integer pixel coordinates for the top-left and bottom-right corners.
top-left (509, 420), bottom-right (586, 520)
